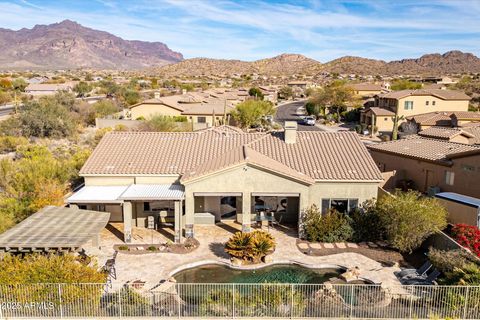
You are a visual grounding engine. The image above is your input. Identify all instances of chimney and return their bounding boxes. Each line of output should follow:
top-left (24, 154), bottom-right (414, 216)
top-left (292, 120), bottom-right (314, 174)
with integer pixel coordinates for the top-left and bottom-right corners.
top-left (284, 121), bottom-right (297, 144)
top-left (154, 91), bottom-right (160, 99)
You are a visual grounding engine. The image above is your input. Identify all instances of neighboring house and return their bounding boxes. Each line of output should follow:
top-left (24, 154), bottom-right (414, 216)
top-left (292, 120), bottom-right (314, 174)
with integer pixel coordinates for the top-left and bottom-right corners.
top-left (406, 111), bottom-right (480, 130)
top-left (418, 126), bottom-right (480, 145)
top-left (349, 83), bottom-right (384, 97)
top-left (126, 92), bottom-right (234, 128)
top-left (68, 123), bottom-right (383, 243)
top-left (368, 136), bottom-right (480, 198)
top-left (360, 89), bottom-right (470, 135)
top-left (25, 83), bottom-right (73, 96)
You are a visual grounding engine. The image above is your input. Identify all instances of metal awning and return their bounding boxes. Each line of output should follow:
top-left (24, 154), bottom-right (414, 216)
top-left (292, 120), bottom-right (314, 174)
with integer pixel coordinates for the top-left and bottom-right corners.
top-left (0, 206), bottom-right (110, 252)
top-left (194, 192), bottom-right (242, 197)
top-left (251, 192), bottom-right (300, 197)
top-left (119, 184), bottom-right (185, 200)
top-left (67, 185), bottom-right (128, 204)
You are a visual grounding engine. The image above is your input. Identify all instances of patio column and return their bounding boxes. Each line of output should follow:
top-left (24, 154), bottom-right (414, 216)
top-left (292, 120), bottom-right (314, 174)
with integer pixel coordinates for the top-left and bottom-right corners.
top-left (184, 193), bottom-right (194, 238)
top-left (123, 201), bottom-right (132, 243)
top-left (241, 192), bottom-right (251, 232)
top-left (174, 200), bottom-right (183, 243)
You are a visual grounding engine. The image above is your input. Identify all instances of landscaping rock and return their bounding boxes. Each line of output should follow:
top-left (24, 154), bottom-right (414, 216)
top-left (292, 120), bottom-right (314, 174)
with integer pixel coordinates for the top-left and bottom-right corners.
top-left (231, 257), bottom-right (243, 266)
top-left (339, 266), bottom-right (361, 282)
top-left (335, 242), bottom-right (346, 249)
top-left (310, 243), bottom-right (322, 249)
top-left (323, 243), bottom-right (334, 249)
top-left (298, 243), bottom-right (309, 250)
top-left (346, 243), bottom-right (359, 248)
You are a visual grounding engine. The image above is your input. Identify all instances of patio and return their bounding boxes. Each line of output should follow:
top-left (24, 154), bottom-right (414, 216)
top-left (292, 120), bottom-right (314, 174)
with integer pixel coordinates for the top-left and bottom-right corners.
top-left (83, 222), bottom-right (403, 290)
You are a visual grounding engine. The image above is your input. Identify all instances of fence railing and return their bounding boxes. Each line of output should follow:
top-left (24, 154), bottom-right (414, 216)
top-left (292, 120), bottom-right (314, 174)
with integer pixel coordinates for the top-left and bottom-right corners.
top-left (1, 283), bottom-right (480, 319)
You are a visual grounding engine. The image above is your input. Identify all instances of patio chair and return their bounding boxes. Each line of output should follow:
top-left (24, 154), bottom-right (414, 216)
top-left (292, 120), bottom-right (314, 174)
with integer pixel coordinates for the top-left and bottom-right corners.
top-left (397, 261), bottom-right (432, 279)
top-left (403, 269), bottom-right (441, 285)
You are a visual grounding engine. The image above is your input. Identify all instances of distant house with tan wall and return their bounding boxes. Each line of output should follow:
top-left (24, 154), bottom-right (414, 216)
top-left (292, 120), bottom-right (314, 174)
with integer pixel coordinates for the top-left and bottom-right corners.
top-left (126, 92), bottom-right (234, 128)
top-left (368, 136), bottom-right (480, 198)
top-left (349, 83), bottom-right (384, 97)
top-left (360, 89), bottom-right (470, 134)
top-left (25, 83), bottom-right (73, 96)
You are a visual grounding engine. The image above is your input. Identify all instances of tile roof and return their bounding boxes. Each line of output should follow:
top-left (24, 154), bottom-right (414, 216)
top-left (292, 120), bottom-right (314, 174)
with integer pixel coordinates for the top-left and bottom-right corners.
top-left (407, 112), bottom-right (453, 126)
top-left (450, 111), bottom-right (480, 120)
top-left (418, 127), bottom-right (475, 140)
top-left (81, 127), bottom-right (383, 182)
top-left (366, 107), bottom-right (395, 116)
top-left (350, 83), bottom-right (383, 91)
top-left (379, 89), bottom-right (470, 100)
top-left (368, 136), bottom-right (480, 164)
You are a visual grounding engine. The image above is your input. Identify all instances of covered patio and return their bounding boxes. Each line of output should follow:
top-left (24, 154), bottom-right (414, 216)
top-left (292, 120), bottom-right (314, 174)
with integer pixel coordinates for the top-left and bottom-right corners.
top-left (68, 184), bottom-right (185, 244)
top-left (0, 206), bottom-right (110, 254)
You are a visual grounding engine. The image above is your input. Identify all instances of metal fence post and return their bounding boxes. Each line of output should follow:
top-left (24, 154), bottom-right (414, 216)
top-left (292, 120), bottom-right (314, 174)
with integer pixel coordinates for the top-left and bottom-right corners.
top-left (291, 284), bottom-right (294, 319)
top-left (463, 286), bottom-right (470, 320)
top-left (349, 284), bottom-right (354, 319)
top-left (58, 284), bottom-right (63, 318)
top-left (177, 284), bottom-right (181, 319)
top-left (409, 286), bottom-right (414, 320)
top-left (232, 283), bottom-right (235, 318)
top-left (118, 288), bottom-right (122, 318)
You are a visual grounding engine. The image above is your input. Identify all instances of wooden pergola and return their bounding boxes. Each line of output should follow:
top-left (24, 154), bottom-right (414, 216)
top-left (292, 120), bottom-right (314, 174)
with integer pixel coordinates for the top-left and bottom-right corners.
top-left (0, 206), bottom-right (110, 253)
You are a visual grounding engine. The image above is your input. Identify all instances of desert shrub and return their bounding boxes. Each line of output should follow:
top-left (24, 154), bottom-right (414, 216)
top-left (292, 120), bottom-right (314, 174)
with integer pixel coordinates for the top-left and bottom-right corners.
top-left (441, 263), bottom-right (480, 285)
top-left (225, 230), bottom-right (275, 262)
top-left (103, 287), bottom-right (150, 316)
top-left (376, 190), bottom-right (448, 253)
top-left (0, 254), bottom-right (106, 284)
top-left (141, 115), bottom-right (178, 132)
top-left (173, 115), bottom-right (188, 122)
top-left (230, 100), bottom-right (275, 128)
top-left (0, 144), bottom-right (90, 228)
top-left (349, 200), bottom-right (385, 242)
top-left (451, 224), bottom-right (480, 258)
top-left (428, 248), bottom-right (473, 273)
top-left (0, 136), bottom-right (28, 153)
top-left (302, 205), bottom-right (353, 242)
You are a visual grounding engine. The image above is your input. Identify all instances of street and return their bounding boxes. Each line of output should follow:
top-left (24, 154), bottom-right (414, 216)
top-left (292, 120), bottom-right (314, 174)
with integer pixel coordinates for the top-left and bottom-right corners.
top-left (0, 105), bottom-right (15, 117)
top-left (274, 100), bottom-right (320, 131)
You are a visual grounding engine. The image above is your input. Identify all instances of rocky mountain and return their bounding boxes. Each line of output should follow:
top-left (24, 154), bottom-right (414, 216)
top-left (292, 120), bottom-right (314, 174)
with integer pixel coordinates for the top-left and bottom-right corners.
top-left (155, 51), bottom-right (480, 77)
top-left (0, 20), bottom-right (183, 70)
top-left (154, 53), bottom-right (322, 77)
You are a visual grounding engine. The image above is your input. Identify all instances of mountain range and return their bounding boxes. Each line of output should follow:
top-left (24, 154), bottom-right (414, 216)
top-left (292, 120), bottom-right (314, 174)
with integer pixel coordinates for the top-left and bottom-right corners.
top-left (1, 20), bottom-right (480, 76)
top-left (158, 51), bottom-right (480, 77)
top-left (0, 20), bottom-right (182, 70)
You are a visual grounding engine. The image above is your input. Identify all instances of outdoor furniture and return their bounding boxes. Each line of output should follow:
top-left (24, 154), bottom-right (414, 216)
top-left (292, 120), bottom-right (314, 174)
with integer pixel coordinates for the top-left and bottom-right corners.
top-left (397, 261), bottom-right (432, 279)
top-left (255, 211), bottom-right (275, 230)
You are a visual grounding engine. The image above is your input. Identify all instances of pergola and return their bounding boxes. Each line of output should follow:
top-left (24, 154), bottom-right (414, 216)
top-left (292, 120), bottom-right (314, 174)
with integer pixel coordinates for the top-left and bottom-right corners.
top-left (0, 206), bottom-right (110, 253)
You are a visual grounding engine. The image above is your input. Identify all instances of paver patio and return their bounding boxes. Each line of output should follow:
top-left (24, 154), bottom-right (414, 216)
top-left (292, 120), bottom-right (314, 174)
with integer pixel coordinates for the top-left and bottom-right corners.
top-left (83, 222), bottom-right (402, 290)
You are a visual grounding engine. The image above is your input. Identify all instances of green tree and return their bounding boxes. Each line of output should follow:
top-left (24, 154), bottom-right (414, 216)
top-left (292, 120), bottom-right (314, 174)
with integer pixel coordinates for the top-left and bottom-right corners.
top-left (73, 81), bottom-right (92, 97)
top-left (278, 86), bottom-right (293, 99)
top-left (118, 88), bottom-right (140, 106)
top-left (99, 80), bottom-right (119, 96)
top-left (376, 190), bottom-right (448, 253)
top-left (390, 79), bottom-right (422, 91)
top-left (307, 81), bottom-right (359, 120)
top-left (19, 95), bottom-right (77, 138)
top-left (93, 100), bottom-right (120, 118)
top-left (248, 87), bottom-right (264, 100)
top-left (0, 254), bottom-right (106, 284)
top-left (84, 73), bottom-right (93, 81)
top-left (12, 78), bottom-right (28, 92)
top-left (231, 100), bottom-right (275, 128)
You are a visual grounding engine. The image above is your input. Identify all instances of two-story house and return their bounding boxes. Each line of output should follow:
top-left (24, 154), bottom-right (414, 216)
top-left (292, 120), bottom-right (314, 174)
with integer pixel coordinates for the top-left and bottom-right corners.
top-left (360, 89), bottom-right (470, 135)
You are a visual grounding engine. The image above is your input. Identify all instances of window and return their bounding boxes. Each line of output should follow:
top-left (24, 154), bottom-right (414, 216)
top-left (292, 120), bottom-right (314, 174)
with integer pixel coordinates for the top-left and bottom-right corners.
top-left (321, 198), bottom-right (359, 214)
top-left (426, 101), bottom-right (429, 106)
top-left (462, 164), bottom-right (475, 172)
top-left (445, 171), bottom-right (455, 186)
top-left (432, 101), bottom-right (436, 106)
top-left (197, 116), bottom-right (206, 123)
top-left (384, 117), bottom-right (388, 121)
top-left (404, 101), bottom-right (414, 110)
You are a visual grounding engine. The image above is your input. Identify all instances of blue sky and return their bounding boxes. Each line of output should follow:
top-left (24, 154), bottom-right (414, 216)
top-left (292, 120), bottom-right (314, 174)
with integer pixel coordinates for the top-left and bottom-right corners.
top-left (1, 0), bottom-right (480, 62)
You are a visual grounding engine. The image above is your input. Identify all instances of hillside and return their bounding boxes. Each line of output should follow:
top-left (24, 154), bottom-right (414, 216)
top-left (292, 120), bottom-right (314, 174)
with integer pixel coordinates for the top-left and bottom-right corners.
top-left (0, 20), bottom-right (183, 70)
top-left (154, 53), bottom-right (322, 77)
top-left (156, 51), bottom-right (480, 77)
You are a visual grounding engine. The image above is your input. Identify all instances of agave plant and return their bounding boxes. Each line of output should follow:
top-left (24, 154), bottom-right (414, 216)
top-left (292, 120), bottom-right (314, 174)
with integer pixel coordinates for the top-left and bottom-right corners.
top-left (225, 232), bottom-right (253, 260)
top-left (250, 231), bottom-right (275, 263)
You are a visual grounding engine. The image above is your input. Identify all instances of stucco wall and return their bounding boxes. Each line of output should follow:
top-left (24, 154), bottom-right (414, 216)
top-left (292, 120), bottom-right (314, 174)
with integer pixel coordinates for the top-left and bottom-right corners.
top-left (130, 103), bottom-right (182, 120)
top-left (370, 150), bottom-right (480, 198)
top-left (436, 198), bottom-right (479, 227)
top-left (397, 96), bottom-right (468, 118)
top-left (308, 182), bottom-right (379, 206)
